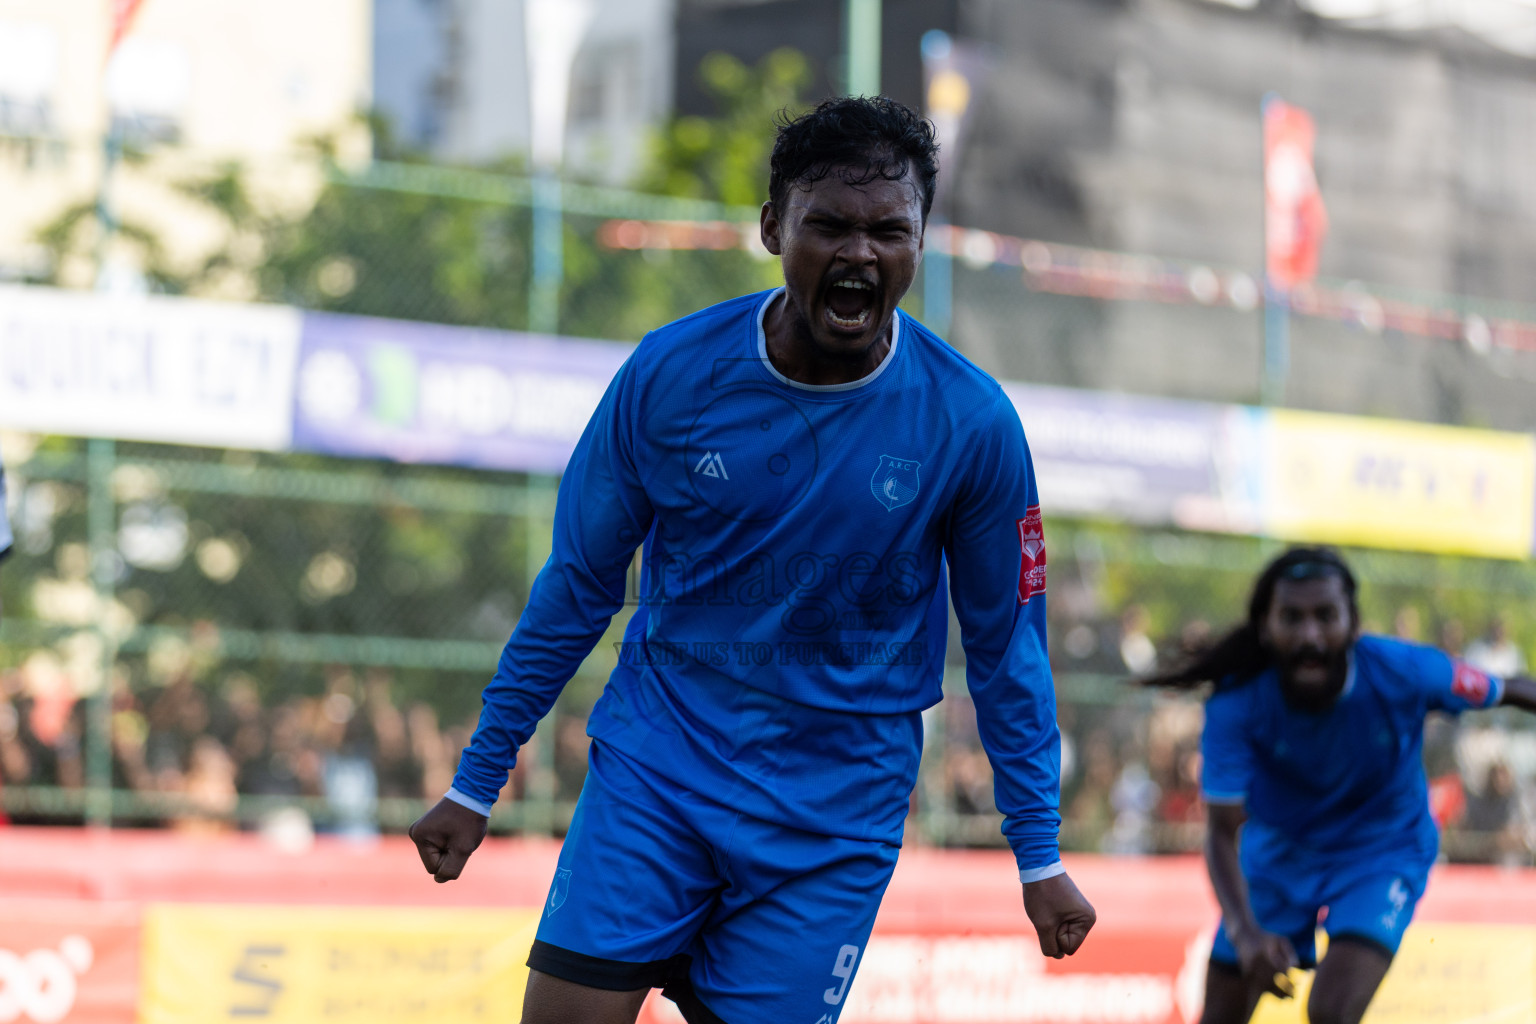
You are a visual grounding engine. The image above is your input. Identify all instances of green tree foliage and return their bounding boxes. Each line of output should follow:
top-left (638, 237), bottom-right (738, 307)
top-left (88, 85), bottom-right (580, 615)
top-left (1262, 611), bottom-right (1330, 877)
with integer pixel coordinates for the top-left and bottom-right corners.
top-left (32, 150), bottom-right (263, 294)
top-left (258, 180), bottom-right (533, 329)
top-left (31, 50), bottom-right (813, 338)
top-left (559, 49), bottom-right (810, 340)
top-left (253, 49), bottom-right (810, 340)
top-left (636, 48), bottom-right (811, 205)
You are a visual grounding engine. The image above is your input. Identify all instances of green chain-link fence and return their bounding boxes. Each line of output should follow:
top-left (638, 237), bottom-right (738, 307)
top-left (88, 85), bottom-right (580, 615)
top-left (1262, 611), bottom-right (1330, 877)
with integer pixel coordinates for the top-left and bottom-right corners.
top-left (6, 147), bottom-right (1536, 863)
top-left (7, 436), bottom-right (1536, 862)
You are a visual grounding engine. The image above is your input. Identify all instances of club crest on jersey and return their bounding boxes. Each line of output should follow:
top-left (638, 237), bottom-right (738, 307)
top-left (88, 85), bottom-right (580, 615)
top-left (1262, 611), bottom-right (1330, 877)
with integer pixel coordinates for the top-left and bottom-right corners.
top-left (1452, 661), bottom-right (1492, 705)
top-left (871, 456), bottom-right (921, 511)
top-left (548, 867), bottom-right (572, 914)
top-left (1017, 506), bottom-right (1047, 604)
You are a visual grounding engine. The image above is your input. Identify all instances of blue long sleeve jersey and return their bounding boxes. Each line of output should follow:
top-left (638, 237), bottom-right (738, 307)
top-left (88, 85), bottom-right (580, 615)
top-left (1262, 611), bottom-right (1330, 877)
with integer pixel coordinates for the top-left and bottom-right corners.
top-left (452, 289), bottom-right (1062, 875)
top-left (1202, 635), bottom-right (1505, 864)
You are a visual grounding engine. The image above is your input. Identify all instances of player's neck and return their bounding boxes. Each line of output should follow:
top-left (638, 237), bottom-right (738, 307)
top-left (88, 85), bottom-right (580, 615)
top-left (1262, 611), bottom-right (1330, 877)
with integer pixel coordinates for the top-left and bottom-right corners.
top-left (763, 291), bottom-right (893, 387)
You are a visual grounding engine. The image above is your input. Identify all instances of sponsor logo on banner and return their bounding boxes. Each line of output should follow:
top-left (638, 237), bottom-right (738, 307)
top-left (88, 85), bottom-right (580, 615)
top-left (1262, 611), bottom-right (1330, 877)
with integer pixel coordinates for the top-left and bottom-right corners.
top-left (1003, 381), bottom-right (1260, 533)
top-left (0, 899), bottom-right (140, 1024)
top-left (632, 924), bottom-right (1536, 1024)
top-left (291, 314), bottom-right (629, 474)
top-left (139, 904), bottom-right (542, 1024)
top-left (1249, 924), bottom-right (1536, 1024)
top-left (0, 936), bottom-right (94, 1024)
top-left (839, 935), bottom-right (1180, 1023)
top-left (1452, 662), bottom-right (1492, 706)
top-left (1263, 409), bottom-right (1536, 560)
top-left (0, 285), bottom-right (301, 450)
top-left (1017, 506), bottom-right (1047, 604)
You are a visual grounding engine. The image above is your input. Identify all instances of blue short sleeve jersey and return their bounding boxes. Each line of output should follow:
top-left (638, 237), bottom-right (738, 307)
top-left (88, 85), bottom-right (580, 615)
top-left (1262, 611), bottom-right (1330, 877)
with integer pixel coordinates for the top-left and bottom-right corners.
top-left (452, 289), bottom-right (1062, 874)
top-left (1202, 634), bottom-right (1504, 863)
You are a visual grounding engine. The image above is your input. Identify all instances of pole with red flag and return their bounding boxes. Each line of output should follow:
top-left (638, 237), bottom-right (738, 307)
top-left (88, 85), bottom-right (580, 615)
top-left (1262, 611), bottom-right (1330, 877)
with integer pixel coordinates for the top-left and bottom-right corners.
top-left (108, 0), bottom-right (147, 60)
top-left (95, 0), bottom-right (147, 291)
top-left (1261, 93), bottom-right (1329, 405)
top-left (87, 0), bottom-right (147, 833)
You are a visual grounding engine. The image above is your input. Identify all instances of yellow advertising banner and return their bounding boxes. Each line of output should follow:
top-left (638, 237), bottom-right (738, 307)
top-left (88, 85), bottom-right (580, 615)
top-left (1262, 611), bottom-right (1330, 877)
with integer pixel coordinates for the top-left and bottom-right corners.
top-left (139, 904), bottom-right (542, 1024)
top-left (1251, 924), bottom-right (1536, 1024)
top-left (1264, 410), bottom-right (1536, 559)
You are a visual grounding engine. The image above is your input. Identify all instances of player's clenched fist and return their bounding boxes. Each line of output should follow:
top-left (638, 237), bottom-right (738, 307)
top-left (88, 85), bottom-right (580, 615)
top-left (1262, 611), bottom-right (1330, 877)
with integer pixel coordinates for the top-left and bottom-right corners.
top-left (1234, 931), bottom-right (1299, 999)
top-left (408, 798), bottom-right (488, 883)
top-left (1022, 872), bottom-right (1096, 959)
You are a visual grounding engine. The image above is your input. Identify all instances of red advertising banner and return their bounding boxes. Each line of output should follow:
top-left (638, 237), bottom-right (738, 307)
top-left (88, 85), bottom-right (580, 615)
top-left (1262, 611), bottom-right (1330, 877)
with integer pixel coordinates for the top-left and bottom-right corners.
top-left (2, 832), bottom-right (1535, 1023)
top-left (0, 827), bottom-right (561, 906)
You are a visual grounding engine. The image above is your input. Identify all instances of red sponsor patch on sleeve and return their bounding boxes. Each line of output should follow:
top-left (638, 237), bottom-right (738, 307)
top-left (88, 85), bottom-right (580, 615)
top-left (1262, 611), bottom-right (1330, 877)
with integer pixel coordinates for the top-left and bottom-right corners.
top-left (1017, 506), bottom-right (1047, 604)
top-left (1452, 661), bottom-right (1492, 706)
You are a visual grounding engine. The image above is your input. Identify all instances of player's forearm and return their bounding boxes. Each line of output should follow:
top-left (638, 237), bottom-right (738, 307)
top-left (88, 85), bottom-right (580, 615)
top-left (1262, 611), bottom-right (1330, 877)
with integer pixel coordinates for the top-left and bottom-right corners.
top-left (1009, 825), bottom-right (1064, 883)
top-left (968, 636), bottom-right (1064, 867)
top-left (1499, 675), bottom-right (1536, 713)
top-left (1205, 811), bottom-right (1260, 944)
top-left (451, 562), bottom-right (630, 804)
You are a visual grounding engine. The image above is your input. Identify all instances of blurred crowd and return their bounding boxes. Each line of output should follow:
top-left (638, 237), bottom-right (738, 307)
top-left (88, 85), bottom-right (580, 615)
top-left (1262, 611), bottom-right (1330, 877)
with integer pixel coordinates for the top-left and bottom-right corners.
top-left (2, 604), bottom-right (1535, 864)
top-left (0, 662), bottom-right (547, 837)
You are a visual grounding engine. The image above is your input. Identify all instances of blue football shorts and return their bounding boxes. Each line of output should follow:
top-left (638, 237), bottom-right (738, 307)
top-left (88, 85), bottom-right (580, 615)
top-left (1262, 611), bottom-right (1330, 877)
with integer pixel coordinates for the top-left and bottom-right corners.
top-left (528, 739), bottom-right (901, 1024)
top-left (1210, 854), bottom-right (1429, 968)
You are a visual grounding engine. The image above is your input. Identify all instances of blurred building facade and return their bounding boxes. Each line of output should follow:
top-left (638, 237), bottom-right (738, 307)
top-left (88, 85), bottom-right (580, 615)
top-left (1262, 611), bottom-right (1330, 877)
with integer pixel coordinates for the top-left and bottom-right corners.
top-left (678, 0), bottom-right (1536, 432)
top-left (673, 0), bottom-right (957, 113)
top-left (0, 0), bottom-right (371, 288)
top-left (951, 0), bottom-right (1536, 431)
top-left (372, 0), bottom-right (677, 182)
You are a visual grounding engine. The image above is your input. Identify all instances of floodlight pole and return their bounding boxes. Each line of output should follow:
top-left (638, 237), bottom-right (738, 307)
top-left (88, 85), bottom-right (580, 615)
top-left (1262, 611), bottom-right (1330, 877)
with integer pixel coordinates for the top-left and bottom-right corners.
top-left (923, 225), bottom-right (952, 338)
top-left (845, 0), bottom-right (881, 96)
top-left (919, 29), bottom-right (955, 337)
top-left (93, 131), bottom-right (121, 289)
top-left (530, 175), bottom-right (563, 337)
top-left (522, 0), bottom-right (592, 834)
top-left (85, 10), bottom-right (136, 830)
top-left (87, 438), bottom-right (117, 828)
top-left (1260, 93), bottom-right (1287, 406)
top-left (525, 0), bottom-right (593, 337)
top-left (1262, 282), bottom-right (1290, 407)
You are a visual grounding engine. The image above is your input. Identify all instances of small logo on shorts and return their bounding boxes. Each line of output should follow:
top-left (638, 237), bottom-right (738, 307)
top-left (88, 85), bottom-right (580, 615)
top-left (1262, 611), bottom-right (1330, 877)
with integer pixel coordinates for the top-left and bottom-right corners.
top-left (1379, 877), bottom-right (1409, 931)
top-left (548, 867), bottom-right (572, 914)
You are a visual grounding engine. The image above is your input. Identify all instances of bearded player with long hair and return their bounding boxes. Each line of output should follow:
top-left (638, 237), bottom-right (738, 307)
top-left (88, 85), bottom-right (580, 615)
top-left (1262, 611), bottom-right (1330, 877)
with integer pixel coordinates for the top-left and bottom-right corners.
top-left (1146, 546), bottom-right (1536, 1024)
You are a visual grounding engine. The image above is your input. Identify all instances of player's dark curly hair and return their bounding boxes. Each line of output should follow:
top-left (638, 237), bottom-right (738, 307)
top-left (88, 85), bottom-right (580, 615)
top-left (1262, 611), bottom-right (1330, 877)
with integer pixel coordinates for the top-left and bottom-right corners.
top-left (768, 96), bottom-right (940, 221)
top-left (1140, 546), bottom-right (1359, 692)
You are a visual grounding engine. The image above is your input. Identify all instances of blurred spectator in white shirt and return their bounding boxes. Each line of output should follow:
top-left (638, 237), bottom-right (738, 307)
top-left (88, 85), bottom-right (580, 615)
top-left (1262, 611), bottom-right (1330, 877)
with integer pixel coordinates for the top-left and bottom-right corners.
top-left (1465, 616), bottom-right (1526, 679)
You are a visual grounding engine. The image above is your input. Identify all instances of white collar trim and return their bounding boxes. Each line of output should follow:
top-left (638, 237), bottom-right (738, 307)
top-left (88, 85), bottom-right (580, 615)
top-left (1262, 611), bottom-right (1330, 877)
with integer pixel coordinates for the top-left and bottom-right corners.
top-left (755, 287), bottom-right (901, 392)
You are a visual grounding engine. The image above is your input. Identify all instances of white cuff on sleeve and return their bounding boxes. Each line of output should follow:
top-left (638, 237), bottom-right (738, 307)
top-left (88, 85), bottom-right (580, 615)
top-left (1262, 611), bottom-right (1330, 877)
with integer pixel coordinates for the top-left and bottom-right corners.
top-left (1202, 790), bottom-right (1247, 806)
top-left (445, 787), bottom-right (494, 817)
top-left (1019, 860), bottom-right (1066, 884)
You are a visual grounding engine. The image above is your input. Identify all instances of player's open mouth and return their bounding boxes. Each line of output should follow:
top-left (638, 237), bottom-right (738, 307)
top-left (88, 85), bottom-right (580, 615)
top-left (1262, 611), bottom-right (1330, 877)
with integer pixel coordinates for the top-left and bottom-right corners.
top-left (824, 278), bottom-right (877, 331)
top-left (1290, 656), bottom-right (1329, 683)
